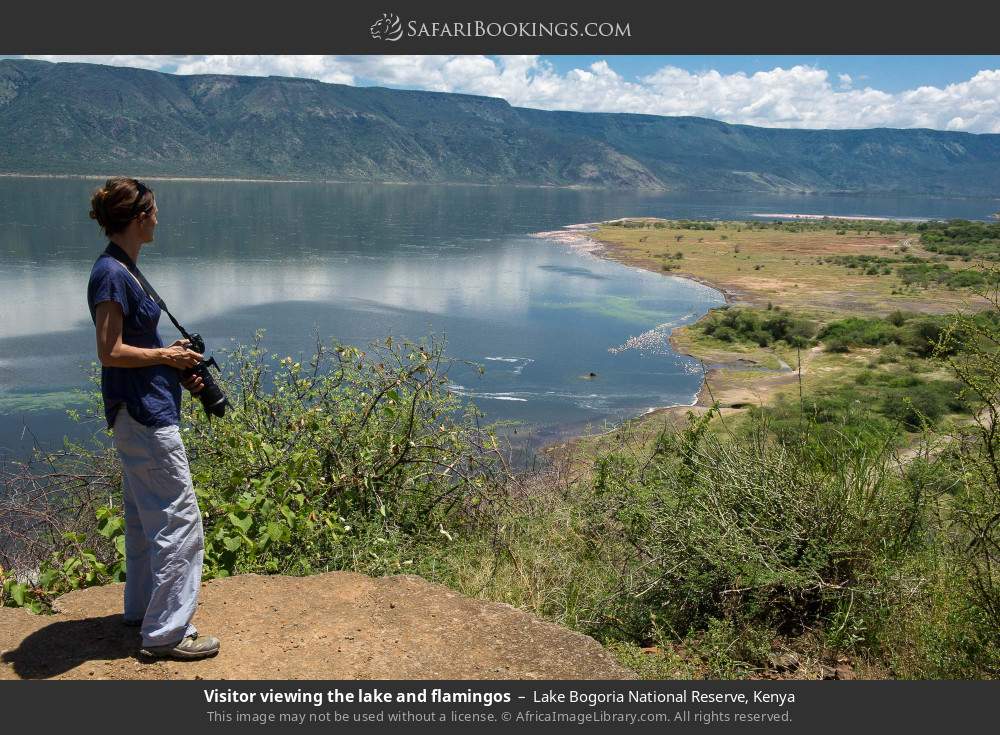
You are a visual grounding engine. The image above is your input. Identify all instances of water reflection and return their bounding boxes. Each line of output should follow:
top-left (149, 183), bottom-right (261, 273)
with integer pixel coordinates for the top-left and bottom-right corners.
top-left (1, 177), bottom-right (995, 455)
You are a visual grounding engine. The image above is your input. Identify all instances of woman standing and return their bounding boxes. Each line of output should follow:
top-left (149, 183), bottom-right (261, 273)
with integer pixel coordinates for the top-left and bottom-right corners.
top-left (87, 177), bottom-right (220, 660)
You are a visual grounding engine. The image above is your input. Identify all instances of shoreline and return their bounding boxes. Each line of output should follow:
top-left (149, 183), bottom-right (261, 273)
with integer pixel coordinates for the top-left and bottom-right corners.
top-left (751, 212), bottom-right (930, 222)
top-left (0, 172), bottom-right (662, 192)
top-left (531, 223), bottom-right (743, 305)
top-left (4, 174), bottom-right (997, 205)
top-left (530, 223), bottom-right (733, 448)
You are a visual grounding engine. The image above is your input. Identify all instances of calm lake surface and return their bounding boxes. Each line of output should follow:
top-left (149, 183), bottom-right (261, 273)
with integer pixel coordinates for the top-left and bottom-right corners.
top-left (1, 177), bottom-right (996, 457)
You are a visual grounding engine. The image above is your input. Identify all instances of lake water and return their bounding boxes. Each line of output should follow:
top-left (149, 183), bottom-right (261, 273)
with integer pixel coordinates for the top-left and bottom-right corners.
top-left (1, 177), bottom-right (996, 457)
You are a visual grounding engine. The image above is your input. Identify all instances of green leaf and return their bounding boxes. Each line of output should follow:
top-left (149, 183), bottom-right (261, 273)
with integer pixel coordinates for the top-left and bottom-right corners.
top-left (98, 515), bottom-right (124, 538)
top-left (228, 512), bottom-right (253, 533)
top-left (222, 536), bottom-right (243, 552)
top-left (27, 600), bottom-right (45, 615)
top-left (266, 522), bottom-right (285, 542)
top-left (11, 583), bottom-right (26, 607)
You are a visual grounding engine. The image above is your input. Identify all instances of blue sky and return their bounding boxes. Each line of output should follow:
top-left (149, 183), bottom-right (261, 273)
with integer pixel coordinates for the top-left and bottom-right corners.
top-left (13, 55), bottom-right (1000, 132)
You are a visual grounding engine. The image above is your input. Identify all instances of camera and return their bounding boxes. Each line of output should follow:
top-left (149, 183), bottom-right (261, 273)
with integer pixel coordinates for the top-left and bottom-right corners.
top-left (182, 333), bottom-right (229, 418)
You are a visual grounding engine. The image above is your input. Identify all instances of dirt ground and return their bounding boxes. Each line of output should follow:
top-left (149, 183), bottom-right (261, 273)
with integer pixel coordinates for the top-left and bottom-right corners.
top-left (0, 571), bottom-right (634, 680)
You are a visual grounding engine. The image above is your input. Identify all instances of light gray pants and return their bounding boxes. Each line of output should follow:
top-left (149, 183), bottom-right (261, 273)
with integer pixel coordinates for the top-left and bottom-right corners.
top-left (112, 409), bottom-right (204, 647)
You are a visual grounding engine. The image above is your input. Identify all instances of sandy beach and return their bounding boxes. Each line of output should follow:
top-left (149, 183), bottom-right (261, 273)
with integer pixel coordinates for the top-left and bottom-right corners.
top-left (529, 224), bottom-right (607, 255)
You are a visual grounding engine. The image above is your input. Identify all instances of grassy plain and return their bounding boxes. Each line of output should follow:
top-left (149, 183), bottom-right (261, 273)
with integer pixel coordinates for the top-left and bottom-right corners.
top-left (592, 217), bottom-right (987, 316)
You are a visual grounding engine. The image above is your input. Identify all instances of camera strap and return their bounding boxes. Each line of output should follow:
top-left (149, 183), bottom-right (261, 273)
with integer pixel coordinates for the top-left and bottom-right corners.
top-left (103, 242), bottom-right (191, 340)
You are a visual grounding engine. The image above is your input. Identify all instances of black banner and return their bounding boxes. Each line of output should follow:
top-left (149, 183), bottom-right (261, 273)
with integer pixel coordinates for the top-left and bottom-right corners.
top-left (0, 680), bottom-right (996, 733)
top-left (2, 0), bottom-right (1000, 53)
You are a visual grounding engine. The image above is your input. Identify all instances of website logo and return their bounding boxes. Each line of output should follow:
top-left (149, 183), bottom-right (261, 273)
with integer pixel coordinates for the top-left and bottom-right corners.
top-left (367, 16), bottom-right (630, 41)
top-left (370, 12), bottom-right (404, 42)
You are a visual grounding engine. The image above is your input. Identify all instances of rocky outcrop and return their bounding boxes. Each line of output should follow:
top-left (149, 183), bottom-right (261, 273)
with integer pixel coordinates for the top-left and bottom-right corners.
top-left (0, 571), bottom-right (634, 680)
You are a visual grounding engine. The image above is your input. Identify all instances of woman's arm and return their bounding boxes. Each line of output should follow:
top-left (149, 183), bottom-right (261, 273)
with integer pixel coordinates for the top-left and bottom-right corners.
top-left (94, 301), bottom-right (203, 370)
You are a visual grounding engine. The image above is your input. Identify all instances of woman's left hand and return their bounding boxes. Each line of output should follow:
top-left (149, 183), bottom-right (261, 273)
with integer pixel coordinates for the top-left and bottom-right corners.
top-left (181, 373), bottom-right (205, 394)
top-left (169, 340), bottom-right (204, 393)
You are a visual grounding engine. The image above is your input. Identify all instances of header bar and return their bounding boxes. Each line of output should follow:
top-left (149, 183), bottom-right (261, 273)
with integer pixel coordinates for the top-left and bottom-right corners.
top-left (3, 1), bottom-right (1000, 54)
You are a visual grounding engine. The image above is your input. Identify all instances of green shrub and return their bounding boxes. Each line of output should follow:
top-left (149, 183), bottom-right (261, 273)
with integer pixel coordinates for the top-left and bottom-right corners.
top-left (577, 410), bottom-right (926, 645)
top-left (183, 333), bottom-right (508, 579)
top-left (919, 220), bottom-right (1000, 259)
top-left (899, 319), bottom-right (948, 358)
top-left (878, 385), bottom-right (946, 431)
top-left (818, 318), bottom-right (900, 350)
top-left (1, 333), bottom-right (509, 608)
top-left (936, 305), bottom-right (1000, 653)
top-left (698, 307), bottom-right (817, 348)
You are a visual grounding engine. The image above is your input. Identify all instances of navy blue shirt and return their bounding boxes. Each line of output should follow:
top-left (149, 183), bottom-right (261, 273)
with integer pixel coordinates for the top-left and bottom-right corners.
top-left (87, 246), bottom-right (182, 429)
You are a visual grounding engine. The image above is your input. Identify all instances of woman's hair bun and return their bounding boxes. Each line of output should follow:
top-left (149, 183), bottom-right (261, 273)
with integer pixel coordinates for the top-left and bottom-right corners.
top-left (89, 187), bottom-right (108, 224)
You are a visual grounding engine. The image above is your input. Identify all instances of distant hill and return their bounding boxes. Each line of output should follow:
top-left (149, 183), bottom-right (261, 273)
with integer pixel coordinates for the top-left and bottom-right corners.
top-left (2, 59), bottom-right (1000, 195)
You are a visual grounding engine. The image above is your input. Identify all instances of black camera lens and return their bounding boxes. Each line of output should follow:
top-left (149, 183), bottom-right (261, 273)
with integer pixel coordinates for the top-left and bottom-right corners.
top-left (196, 367), bottom-right (228, 417)
top-left (183, 355), bottom-right (229, 418)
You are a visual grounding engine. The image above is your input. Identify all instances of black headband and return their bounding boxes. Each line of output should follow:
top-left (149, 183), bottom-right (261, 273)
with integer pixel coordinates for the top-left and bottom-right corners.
top-left (132, 180), bottom-right (153, 217)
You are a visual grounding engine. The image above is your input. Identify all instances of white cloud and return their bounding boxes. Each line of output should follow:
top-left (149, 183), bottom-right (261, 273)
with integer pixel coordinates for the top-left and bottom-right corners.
top-left (17, 55), bottom-right (1000, 133)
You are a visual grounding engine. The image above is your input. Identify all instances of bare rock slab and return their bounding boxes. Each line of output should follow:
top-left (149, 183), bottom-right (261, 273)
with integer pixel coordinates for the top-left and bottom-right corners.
top-left (0, 572), bottom-right (633, 680)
